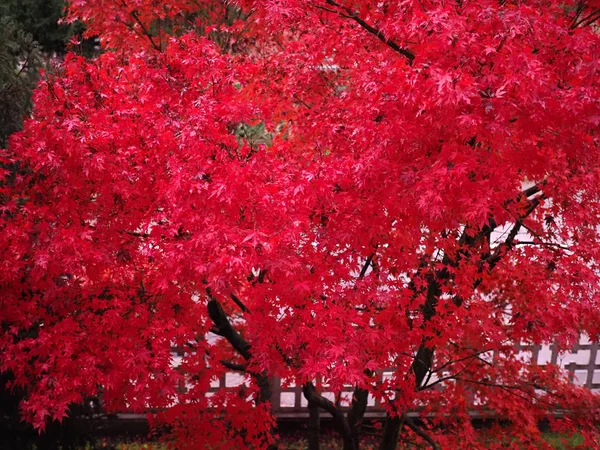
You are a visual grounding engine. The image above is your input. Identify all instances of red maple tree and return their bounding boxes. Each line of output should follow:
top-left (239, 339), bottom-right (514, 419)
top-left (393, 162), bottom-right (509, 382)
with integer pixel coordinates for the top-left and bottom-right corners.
top-left (2, 1), bottom-right (600, 449)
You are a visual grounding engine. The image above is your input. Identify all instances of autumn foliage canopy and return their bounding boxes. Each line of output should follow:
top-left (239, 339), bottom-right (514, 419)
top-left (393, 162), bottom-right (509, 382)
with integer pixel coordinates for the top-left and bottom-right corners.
top-left (2, 1), bottom-right (600, 449)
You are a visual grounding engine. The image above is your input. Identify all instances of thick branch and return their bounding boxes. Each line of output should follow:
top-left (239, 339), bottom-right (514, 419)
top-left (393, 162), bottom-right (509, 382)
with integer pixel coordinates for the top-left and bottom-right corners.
top-left (117, 229), bottom-right (150, 238)
top-left (207, 289), bottom-right (273, 410)
top-left (347, 386), bottom-right (369, 447)
top-left (219, 360), bottom-right (248, 372)
top-left (520, 180), bottom-right (546, 199)
top-left (303, 382), bottom-right (356, 450)
top-left (323, 0), bottom-right (415, 64)
top-left (402, 415), bottom-right (440, 450)
top-left (379, 413), bottom-right (403, 450)
top-left (412, 193), bottom-right (542, 384)
top-left (230, 293), bottom-right (251, 313)
top-left (486, 195), bottom-right (542, 268)
top-left (207, 289), bottom-right (252, 360)
top-left (382, 186), bottom-right (545, 449)
top-left (308, 399), bottom-right (321, 450)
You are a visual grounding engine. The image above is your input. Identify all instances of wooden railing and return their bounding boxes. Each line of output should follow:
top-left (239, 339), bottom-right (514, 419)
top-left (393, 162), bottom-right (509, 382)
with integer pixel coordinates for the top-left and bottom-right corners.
top-left (202, 336), bottom-right (600, 418)
top-left (114, 337), bottom-right (600, 421)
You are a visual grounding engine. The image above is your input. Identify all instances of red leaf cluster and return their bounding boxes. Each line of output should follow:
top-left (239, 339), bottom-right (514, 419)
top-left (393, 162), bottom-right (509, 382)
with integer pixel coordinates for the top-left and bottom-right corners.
top-left (2, 1), bottom-right (600, 448)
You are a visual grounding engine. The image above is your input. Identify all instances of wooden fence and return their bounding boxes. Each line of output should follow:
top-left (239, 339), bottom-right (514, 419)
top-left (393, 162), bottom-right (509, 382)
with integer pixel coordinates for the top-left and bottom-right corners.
top-left (196, 336), bottom-right (600, 419)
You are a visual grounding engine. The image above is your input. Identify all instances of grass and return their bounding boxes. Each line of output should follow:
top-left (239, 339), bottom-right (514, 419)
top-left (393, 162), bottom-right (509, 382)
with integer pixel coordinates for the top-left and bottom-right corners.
top-left (107, 433), bottom-right (587, 449)
top-left (542, 433), bottom-right (585, 450)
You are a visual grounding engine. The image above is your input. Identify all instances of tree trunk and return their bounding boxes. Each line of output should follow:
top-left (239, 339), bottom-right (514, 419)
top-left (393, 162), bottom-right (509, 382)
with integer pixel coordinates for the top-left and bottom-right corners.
top-left (303, 382), bottom-right (357, 450)
top-left (307, 401), bottom-right (320, 450)
top-left (378, 414), bottom-right (401, 450)
top-left (347, 387), bottom-right (369, 450)
top-left (206, 292), bottom-right (277, 449)
top-left (256, 375), bottom-right (277, 450)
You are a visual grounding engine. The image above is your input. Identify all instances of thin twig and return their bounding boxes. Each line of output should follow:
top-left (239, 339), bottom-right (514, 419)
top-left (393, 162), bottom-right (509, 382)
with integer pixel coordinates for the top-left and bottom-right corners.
top-left (515, 241), bottom-right (569, 250)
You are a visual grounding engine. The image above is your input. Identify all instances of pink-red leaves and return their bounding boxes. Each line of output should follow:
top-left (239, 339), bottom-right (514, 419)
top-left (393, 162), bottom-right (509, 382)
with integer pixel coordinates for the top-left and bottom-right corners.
top-left (2, 0), bottom-right (600, 448)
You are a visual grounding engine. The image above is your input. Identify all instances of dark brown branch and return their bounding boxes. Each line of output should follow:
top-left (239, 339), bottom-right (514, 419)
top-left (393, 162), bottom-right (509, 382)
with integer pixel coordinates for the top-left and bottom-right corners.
top-left (303, 382), bottom-right (356, 450)
top-left (515, 241), bottom-right (569, 250)
top-left (519, 221), bottom-right (549, 242)
top-left (518, 222), bottom-right (569, 251)
top-left (347, 386), bottom-right (369, 447)
top-left (414, 190), bottom-right (543, 380)
top-left (379, 412), bottom-right (403, 450)
top-left (323, 0), bottom-right (415, 64)
top-left (248, 268), bottom-right (268, 285)
top-left (206, 288), bottom-right (273, 412)
top-left (571, 7), bottom-right (600, 28)
top-left (402, 415), bottom-right (440, 450)
top-left (119, 230), bottom-right (150, 238)
top-left (119, 0), bottom-right (161, 51)
top-left (418, 357), bottom-right (477, 392)
top-left (411, 270), bottom-right (445, 387)
top-left (499, 181), bottom-right (544, 217)
top-left (302, 382), bottom-right (338, 416)
top-left (359, 248), bottom-right (377, 279)
top-left (209, 326), bottom-right (223, 336)
top-left (570, 1), bottom-right (588, 29)
top-left (219, 360), bottom-right (248, 372)
top-left (382, 186), bottom-right (545, 449)
top-left (583, 11), bottom-right (600, 27)
top-left (521, 180), bottom-right (546, 199)
top-left (429, 349), bottom-right (492, 374)
top-left (230, 293), bottom-right (251, 313)
top-left (485, 195), bottom-right (543, 268)
top-left (308, 399), bottom-right (321, 450)
top-left (206, 288), bottom-right (251, 360)
top-left (293, 93), bottom-right (314, 109)
top-left (311, 3), bottom-right (345, 15)
top-left (453, 377), bottom-right (554, 409)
